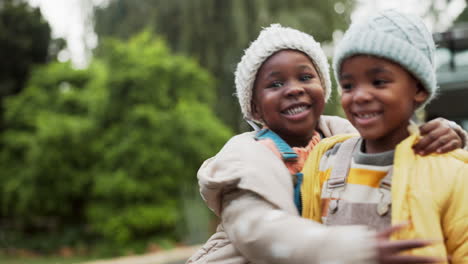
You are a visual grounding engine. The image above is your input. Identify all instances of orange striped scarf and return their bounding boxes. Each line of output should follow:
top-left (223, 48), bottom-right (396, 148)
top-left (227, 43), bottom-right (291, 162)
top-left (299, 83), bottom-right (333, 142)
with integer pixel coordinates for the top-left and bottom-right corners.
top-left (258, 130), bottom-right (321, 175)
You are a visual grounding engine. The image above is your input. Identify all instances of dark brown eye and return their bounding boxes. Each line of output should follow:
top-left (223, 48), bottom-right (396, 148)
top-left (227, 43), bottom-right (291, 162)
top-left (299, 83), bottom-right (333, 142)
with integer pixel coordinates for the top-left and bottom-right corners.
top-left (340, 83), bottom-right (353, 91)
top-left (373, 79), bottom-right (388, 87)
top-left (268, 81), bottom-right (283, 88)
top-left (300, 74), bottom-right (313, 81)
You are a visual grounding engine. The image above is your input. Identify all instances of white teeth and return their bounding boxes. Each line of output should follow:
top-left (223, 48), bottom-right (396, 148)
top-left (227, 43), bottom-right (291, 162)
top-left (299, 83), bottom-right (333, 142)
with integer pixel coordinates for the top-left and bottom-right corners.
top-left (285, 106), bottom-right (307, 115)
top-left (356, 113), bottom-right (380, 118)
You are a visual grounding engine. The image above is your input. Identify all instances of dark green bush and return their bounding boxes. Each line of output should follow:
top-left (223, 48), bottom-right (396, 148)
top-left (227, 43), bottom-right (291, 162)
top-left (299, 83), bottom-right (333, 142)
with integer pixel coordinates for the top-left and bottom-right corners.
top-left (0, 32), bottom-right (231, 254)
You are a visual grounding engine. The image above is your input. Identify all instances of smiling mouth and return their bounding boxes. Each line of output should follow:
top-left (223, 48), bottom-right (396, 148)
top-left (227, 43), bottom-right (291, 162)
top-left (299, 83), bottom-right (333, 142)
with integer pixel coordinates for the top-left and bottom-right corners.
top-left (354, 112), bottom-right (381, 119)
top-left (282, 105), bottom-right (311, 116)
top-left (353, 111), bottom-right (383, 125)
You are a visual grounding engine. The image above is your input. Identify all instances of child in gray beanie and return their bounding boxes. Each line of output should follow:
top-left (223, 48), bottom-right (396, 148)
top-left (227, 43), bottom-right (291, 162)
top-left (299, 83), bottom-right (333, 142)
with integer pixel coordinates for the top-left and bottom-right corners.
top-left (187, 22), bottom-right (464, 264)
top-left (302, 9), bottom-right (468, 263)
top-left (333, 9), bottom-right (438, 106)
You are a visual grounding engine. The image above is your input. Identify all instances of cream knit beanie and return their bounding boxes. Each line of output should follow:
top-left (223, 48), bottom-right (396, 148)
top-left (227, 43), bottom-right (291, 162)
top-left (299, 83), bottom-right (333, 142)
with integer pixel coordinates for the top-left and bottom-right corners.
top-left (235, 24), bottom-right (331, 123)
top-left (333, 10), bottom-right (438, 105)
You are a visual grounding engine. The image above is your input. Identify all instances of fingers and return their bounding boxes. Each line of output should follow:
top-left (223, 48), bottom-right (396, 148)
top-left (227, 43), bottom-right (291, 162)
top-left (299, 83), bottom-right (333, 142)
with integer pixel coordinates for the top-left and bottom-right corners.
top-left (377, 239), bottom-right (443, 264)
top-left (418, 118), bottom-right (444, 134)
top-left (418, 118), bottom-right (442, 136)
top-left (435, 139), bottom-right (461, 154)
top-left (414, 126), bottom-right (447, 155)
top-left (415, 118), bottom-right (462, 155)
top-left (377, 222), bottom-right (409, 239)
top-left (379, 239), bottom-right (432, 253)
top-left (382, 254), bottom-right (445, 264)
top-left (377, 223), bottom-right (445, 264)
top-left (415, 134), bottom-right (459, 155)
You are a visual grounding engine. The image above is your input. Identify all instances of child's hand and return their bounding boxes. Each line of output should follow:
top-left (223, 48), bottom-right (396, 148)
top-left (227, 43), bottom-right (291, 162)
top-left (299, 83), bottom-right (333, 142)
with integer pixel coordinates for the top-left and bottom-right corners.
top-left (413, 118), bottom-right (464, 155)
top-left (376, 224), bottom-right (444, 264)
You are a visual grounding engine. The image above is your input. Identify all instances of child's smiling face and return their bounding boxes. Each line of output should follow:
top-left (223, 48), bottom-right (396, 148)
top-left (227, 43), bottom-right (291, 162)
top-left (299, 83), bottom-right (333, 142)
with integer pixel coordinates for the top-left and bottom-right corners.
top-left (252, 50), bottom-right (325, 147)
top-left (339, 55), bottom-right (429, 153)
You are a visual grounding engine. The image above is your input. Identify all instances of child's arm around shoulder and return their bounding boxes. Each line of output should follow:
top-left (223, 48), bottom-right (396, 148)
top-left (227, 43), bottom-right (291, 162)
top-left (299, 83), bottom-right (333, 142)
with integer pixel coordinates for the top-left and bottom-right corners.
top-left (414, 118), bottom-right (468, 154)
top-left (198, 132), bottom-right (377, 264)
top-left (320, 115), bottom-right (466, 152)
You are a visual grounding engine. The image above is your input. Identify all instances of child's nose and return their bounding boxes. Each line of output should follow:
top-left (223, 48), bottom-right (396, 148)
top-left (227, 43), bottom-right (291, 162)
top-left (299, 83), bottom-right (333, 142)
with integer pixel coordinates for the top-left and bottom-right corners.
top-left (285, 84), bottom-right (305, 98)
top-left (353, 87), bottom-right (373, 103)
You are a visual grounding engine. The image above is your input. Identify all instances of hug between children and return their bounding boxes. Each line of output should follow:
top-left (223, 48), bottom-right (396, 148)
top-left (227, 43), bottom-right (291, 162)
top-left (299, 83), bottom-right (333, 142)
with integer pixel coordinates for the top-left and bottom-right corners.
top-left (188, 10), bottom-right (468, 264)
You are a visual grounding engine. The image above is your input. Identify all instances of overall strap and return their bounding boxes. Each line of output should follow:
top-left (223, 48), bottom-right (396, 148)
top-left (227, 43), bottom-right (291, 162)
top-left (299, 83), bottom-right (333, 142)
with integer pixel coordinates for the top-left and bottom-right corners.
top-left (377, 167), bottom-right (393, 216)
top-left (380, 168), bottom-right (392, 191)
top-left (255, 129), bottom-right (298, 161)
top-left (327, 137), bottom-right (360, 213)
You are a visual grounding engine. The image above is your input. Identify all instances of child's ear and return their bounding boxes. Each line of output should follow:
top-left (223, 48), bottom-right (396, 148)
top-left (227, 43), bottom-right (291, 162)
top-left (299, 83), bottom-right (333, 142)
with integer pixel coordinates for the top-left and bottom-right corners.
top-left (251, 100), bottom-right (262, 121)
top-left (414, 83), bottom-right (429, 106)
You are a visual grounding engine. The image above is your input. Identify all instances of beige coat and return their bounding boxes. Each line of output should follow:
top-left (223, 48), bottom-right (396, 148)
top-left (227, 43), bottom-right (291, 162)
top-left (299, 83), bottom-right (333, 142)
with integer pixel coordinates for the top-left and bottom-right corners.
top-left (187, 116), bottom-right (377, 264)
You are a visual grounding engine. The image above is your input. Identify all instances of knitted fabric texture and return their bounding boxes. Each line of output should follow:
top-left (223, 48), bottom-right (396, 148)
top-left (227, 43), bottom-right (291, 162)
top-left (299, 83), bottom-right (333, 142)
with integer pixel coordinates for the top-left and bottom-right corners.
top-left (235, 24), bottom-right (331, 123)
top-left (333, 9), bottom-right (438, 105)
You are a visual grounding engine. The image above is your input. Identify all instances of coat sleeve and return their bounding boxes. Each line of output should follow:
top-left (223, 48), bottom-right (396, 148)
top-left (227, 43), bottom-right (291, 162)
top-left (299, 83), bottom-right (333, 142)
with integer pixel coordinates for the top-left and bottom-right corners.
top-left (442, 161), bottom-right (468, 263)
top-left (449, 121), bottom-right (468, 150)
top-left (198, 132), bottom-right (378, 264)
top-left (221, 190), bottom-right (377, 264)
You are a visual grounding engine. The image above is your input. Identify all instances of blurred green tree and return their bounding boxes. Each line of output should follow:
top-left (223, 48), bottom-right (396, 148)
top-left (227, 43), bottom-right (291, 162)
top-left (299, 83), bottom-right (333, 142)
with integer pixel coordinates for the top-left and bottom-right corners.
top-left (454, 3), bottom-right (468, 24)
top-left (0, 61), bottom-right (100, 251)
top-left (0, 31), bottom-right (231, 253)
top-left (0, 0), bottom-right (51, 129)
top-left (94, 0), bottom-right (356, 130)
top-left (87, 32), bottom-right (231, 246)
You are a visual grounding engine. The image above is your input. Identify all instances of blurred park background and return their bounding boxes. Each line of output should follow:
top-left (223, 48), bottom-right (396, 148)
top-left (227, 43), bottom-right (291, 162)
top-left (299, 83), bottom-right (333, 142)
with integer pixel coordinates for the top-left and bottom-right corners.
top-left (0, 0), bottom-right (467, 263)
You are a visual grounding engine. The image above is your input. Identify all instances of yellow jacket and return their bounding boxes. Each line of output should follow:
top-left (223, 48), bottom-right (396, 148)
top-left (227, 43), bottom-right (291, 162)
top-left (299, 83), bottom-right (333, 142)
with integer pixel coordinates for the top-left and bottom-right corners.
top-left (301, 133), bottom-right (468, 263)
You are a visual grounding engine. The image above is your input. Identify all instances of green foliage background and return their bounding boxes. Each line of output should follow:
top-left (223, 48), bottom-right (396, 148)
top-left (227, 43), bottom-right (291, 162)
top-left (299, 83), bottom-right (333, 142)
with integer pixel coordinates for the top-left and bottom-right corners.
top-left (0, 0), bottom-right (358, 256)
top-left (3, 0), bottom-right (465, 257)
top-left (94, 0), bottom-right (356, 130)
top-left (0, 0), bottom-right (51, 130)
top-left (0, 32), bottom-right (231, 254)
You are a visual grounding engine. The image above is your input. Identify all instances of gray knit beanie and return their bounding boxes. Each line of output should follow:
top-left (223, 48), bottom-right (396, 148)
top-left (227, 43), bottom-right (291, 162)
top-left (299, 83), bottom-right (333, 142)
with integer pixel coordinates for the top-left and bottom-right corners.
top-left (235, 24), bottom-right (331, 123)
top-left (333, 10), bottom-right (437, 105)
